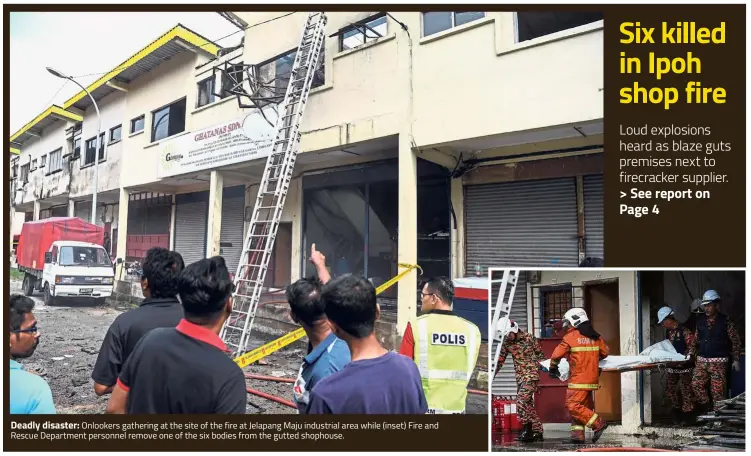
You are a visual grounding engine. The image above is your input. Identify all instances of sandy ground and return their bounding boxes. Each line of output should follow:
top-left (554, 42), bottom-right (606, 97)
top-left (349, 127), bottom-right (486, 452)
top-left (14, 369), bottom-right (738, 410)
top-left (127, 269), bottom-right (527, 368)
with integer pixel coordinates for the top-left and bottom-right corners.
top-left (10, 279), bottom-right (487, 416)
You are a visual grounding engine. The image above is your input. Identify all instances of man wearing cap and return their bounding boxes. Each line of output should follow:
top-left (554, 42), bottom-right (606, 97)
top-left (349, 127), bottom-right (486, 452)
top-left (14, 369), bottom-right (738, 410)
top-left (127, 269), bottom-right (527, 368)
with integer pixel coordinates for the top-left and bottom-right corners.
top-left (689, 290), bottom-right (742, 411)
top-left (495, 317), bottom-right (545, 442)
top-left (656, 306), bottom-right (696, 422)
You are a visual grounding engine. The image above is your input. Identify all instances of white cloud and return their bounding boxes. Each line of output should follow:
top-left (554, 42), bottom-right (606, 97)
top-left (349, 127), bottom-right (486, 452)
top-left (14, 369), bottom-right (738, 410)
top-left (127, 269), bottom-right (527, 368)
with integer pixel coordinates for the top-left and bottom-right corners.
top-left (9, 11), bottom-right (241, 133)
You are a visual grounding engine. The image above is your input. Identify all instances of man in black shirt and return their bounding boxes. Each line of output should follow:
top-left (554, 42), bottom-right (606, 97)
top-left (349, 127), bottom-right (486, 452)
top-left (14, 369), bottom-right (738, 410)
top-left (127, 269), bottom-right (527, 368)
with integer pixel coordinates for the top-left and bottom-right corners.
top-left (105, 256), bottom-right (247, 414)
top-left (92, 247), bottom-right (185, 396)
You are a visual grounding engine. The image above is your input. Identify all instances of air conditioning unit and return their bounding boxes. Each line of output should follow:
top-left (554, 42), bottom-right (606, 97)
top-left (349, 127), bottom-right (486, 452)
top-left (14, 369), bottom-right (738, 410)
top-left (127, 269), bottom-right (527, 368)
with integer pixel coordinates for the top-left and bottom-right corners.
top-left (526, 270), bottom-right (542, 284)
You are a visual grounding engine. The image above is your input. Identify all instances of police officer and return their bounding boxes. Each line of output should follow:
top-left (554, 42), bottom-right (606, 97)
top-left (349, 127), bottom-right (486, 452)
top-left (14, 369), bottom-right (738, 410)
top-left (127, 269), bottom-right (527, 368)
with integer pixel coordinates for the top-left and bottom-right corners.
top-left (549, 308), bottom-right (609, 444)
top-left (399, 277), bottom-right (481, 414)
top-left (495, 317), bottom-right (545, 442)
top-left (657, 306), bottom-right (696, 422)
top-left (689, 290), bottom-right (742, 411)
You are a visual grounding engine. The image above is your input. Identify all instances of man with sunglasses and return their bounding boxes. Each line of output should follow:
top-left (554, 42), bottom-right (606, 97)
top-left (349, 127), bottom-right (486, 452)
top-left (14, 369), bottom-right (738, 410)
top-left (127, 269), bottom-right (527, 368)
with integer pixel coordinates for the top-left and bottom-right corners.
top-left (399, 277), bottom-right (482, 414)
top-left (10, 294), bottom-right (56, 414)
top-left (91, 247), bottom-right (185, 396)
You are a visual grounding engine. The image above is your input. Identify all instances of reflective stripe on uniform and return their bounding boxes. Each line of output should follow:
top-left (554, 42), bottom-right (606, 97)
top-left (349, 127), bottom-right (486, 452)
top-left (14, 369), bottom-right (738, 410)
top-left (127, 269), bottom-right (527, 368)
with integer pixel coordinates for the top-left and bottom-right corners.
top-left (586, 413), bottom-right (599, 428)
top-left (568, 383), bottom-right (600, 390)
top-left (417, 318), bottom-right (430, 373)
top-left (571, 425), bottom-right (585, 431)
top-left (418, 368), bottom-right (471, 381)
top-left (570, 346), bottom-right (600, 352)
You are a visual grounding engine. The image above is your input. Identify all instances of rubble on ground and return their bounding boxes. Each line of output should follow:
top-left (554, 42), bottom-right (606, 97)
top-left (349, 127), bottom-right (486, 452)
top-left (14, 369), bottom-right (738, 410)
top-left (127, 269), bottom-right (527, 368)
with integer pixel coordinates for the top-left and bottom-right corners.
top-left (688, 393), bottom-right (746, 450)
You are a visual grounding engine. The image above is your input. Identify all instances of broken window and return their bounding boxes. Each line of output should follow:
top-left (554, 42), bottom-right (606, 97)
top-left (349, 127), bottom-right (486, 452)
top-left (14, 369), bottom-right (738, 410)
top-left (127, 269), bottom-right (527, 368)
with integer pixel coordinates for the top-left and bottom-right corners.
top-left (130, 115), bottom-right (145, 134)
top-left (197, 77), bottom-right (216, 107)
top-left (151, 98), bottom-right (187, 142)
top-left (110, 125), bottom-right (122, 143)
top-left (48, 149), bottom-right (63, 173)
top-left (84, 137), bottom-right (97, 165)
top-left (339, 13), bottom-right (388, 51)
top-left (515, 12), bottom-right (603, 42)
top-left (20, 163), bottom-right (29, 183)
top-left (422, 12), bottom-right (485, 37)
top-left (31, 159), bottom-right (37, 171)
top-left (540, 286), bottom-right (573, 338)
top-left (221, 64), bottom-right (244, 98)
top-left (40, 155), bottom-right (46, 168)
top-left (255, 49), bottom-right (325, 107)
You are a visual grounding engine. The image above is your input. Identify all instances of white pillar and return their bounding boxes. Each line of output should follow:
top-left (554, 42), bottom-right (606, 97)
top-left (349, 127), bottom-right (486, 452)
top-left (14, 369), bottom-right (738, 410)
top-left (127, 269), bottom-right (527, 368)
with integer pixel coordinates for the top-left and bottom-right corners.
top-left (206, 171), bottom-right (224, 258)
top-left (33, 200), bottom-right (41, 221)
top-left (397, 133), bottom-right (418, 336)
top-left (67, 199), bottom-right (75, 217)
top-left (115, 188), bottom-right (129, 279)
top-left (450, 178), bottom-right (465, 279)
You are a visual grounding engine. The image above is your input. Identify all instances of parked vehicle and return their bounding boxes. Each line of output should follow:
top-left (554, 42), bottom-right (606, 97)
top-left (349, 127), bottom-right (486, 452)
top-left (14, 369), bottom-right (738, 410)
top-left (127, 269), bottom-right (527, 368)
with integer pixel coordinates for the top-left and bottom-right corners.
top-left (16, 217), bottom-right (114, 306)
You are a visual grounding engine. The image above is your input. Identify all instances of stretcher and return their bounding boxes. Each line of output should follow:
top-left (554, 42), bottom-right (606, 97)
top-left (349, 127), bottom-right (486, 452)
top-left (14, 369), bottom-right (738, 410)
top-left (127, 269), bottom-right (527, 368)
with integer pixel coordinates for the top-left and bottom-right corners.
top-left (540, 340), bottom-right (689, 381)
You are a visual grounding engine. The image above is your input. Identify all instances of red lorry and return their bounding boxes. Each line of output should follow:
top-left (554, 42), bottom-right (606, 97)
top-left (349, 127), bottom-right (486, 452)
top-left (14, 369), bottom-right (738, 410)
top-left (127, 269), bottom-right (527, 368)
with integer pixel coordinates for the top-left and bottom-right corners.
top-left (16, 217), bottom-right (115, 305)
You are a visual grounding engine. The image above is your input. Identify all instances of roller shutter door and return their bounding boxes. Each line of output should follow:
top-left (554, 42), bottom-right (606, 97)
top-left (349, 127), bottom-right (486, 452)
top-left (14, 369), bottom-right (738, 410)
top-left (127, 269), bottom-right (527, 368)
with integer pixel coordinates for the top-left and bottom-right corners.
top-left (220, 186), bottom-right (246, 275)
top-left (465, 178), bottom-right (579, 272)
top-left (490, 272), bottom-right (528, 397)
top-left (583, 174), bottom-right (604, 260)
top-left (174, 192), bottom-right (208, 266)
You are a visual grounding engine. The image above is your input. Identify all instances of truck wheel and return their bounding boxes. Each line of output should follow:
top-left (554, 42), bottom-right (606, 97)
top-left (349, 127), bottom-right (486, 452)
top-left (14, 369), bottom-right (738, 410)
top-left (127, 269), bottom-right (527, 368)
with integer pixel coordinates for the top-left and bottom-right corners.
top-left (43, 284), bottom-right (56, 306)
top-left (22, 274), bottom-right (36, 296)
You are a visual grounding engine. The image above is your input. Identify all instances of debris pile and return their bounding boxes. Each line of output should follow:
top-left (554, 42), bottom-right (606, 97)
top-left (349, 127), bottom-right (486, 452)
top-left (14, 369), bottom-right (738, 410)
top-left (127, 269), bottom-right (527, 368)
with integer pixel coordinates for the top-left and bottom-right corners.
top-left (692, 393), bottom-right (745, 450)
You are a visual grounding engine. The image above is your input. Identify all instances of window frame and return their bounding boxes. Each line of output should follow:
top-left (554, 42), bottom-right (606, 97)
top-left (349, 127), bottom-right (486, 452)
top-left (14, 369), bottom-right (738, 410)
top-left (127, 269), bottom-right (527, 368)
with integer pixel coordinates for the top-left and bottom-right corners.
top-left (40, 155), bottom-right (47, 169)
top-left (421, 12), bottom-right (486, 37)
top-left (338, 13), bottom-right (389, 52)
top-left (84, 136), bottom-right (98, 166)
top-left (110, 125), bottom-right (122, 143)
top-left (130, 115), bottom-right (145, 134)
top-left (513, 11), bottom-right (604, 44)
top-left (196, 76), bottom-right (217, 108)
top-left (537, 284), bottom-right (574, 339)
top-left (150, 97), bottom-right (187, 143)
top-left (47, 148), bottom-right (63, 174)
top-left (20, 163), bottom-right (30, 183)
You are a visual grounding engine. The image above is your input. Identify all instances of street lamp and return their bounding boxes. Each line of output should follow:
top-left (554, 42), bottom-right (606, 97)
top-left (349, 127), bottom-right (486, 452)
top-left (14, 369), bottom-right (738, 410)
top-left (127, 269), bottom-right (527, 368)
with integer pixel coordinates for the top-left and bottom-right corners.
top-left (46, 67), bottom-right (101, 226)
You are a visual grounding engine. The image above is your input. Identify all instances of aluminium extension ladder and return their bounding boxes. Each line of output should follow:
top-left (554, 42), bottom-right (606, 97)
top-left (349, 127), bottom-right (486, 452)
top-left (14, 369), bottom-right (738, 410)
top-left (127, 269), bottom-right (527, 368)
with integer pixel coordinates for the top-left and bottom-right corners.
top-left (490, 270), bottom-right (520, 382)
top-left (220, 12), bottom-right (328, 357)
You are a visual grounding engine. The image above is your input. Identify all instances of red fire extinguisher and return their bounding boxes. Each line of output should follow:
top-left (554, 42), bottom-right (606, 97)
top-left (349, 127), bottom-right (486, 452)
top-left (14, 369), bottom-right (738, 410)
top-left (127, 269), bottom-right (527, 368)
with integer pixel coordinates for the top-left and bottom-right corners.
top-left (492, 395), bottom-right (523, 432)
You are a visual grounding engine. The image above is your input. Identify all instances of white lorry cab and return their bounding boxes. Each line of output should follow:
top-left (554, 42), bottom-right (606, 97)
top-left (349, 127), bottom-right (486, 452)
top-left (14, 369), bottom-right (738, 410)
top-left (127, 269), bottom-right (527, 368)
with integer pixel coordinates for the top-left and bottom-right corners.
top-left (39, 240), bottom-right (115, 306)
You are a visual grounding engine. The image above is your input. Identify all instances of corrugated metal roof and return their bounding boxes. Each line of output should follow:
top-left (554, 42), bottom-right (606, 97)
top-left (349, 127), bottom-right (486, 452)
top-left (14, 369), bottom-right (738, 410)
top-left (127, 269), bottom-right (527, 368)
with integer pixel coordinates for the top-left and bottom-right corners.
top-left (10, 25), bottom-right (221, 151)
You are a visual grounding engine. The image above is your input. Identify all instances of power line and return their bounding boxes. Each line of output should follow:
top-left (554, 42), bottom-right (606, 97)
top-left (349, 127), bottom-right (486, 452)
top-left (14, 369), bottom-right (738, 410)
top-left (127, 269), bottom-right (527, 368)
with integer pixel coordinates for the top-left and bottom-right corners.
top-left (67, 12), bottom-right (297, 80)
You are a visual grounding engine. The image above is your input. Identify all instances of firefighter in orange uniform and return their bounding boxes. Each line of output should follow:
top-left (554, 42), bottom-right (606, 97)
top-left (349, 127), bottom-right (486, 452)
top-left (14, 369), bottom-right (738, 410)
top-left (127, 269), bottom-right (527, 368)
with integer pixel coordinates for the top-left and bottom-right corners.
top-left (548, 308), bottom-right (609, 444)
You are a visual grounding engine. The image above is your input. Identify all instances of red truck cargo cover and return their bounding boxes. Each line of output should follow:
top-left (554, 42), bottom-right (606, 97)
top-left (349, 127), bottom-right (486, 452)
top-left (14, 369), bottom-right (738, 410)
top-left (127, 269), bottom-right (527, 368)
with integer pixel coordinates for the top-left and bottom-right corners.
top-left (17, 217), bottom-right (105, 270)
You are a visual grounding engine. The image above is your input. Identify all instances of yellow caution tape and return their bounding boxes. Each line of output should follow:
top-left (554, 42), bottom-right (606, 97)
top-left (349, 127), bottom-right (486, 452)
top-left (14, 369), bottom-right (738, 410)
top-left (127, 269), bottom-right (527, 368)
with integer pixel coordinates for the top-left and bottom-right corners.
top-left (234, 263), bottom-right (422, 368)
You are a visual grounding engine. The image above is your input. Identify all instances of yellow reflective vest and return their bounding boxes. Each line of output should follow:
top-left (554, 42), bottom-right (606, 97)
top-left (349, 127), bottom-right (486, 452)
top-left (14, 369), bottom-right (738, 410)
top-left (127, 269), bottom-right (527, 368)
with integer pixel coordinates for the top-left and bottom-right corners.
top-left (412, 311), bottom-right (482, 414)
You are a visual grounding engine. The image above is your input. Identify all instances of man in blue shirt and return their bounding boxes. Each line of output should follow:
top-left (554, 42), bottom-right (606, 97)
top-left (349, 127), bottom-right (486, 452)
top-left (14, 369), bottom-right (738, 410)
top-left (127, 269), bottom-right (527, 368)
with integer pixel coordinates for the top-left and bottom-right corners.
top-left (289, 245), bottom-right (351, 413)
top-left (307, 274), bottom-right (428, 414)
top-left (9, 294), bottom-right (56, 414)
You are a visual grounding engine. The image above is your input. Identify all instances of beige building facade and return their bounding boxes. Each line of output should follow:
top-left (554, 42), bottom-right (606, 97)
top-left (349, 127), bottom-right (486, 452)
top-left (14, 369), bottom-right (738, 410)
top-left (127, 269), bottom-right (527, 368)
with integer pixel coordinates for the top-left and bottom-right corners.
top-left (11, 11), bottom-right (604, 336)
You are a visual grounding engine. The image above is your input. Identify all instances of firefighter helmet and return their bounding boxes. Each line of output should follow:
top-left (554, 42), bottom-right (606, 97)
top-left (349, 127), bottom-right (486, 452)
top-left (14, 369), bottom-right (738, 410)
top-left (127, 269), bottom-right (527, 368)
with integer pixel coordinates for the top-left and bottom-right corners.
top-left (701, 289), bottom-right (721, 306)
top-left (563, 308), bottom-right (589, 328)
top-left (657, 306), bottom-right (674, 325)
top-left (496, 317), bottom-right (519, 338)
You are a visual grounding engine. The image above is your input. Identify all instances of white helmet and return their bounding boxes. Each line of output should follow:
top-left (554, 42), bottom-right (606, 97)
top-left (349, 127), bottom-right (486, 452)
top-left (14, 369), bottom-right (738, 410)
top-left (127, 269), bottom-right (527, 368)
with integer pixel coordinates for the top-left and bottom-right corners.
top-left (496, 317), bottom-right (519, 338)
top-left (690, 298), bottom-right (705, 314)
top-left (563, 308), bottom-right (589, 328)
top-left (657, 306), bottom-right (674, 325)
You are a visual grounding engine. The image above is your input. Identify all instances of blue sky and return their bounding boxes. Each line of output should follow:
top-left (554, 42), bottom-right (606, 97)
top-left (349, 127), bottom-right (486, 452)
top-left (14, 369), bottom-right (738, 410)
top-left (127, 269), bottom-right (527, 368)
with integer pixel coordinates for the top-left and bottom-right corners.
top-left (9, 11), bottom-right (243, 133)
